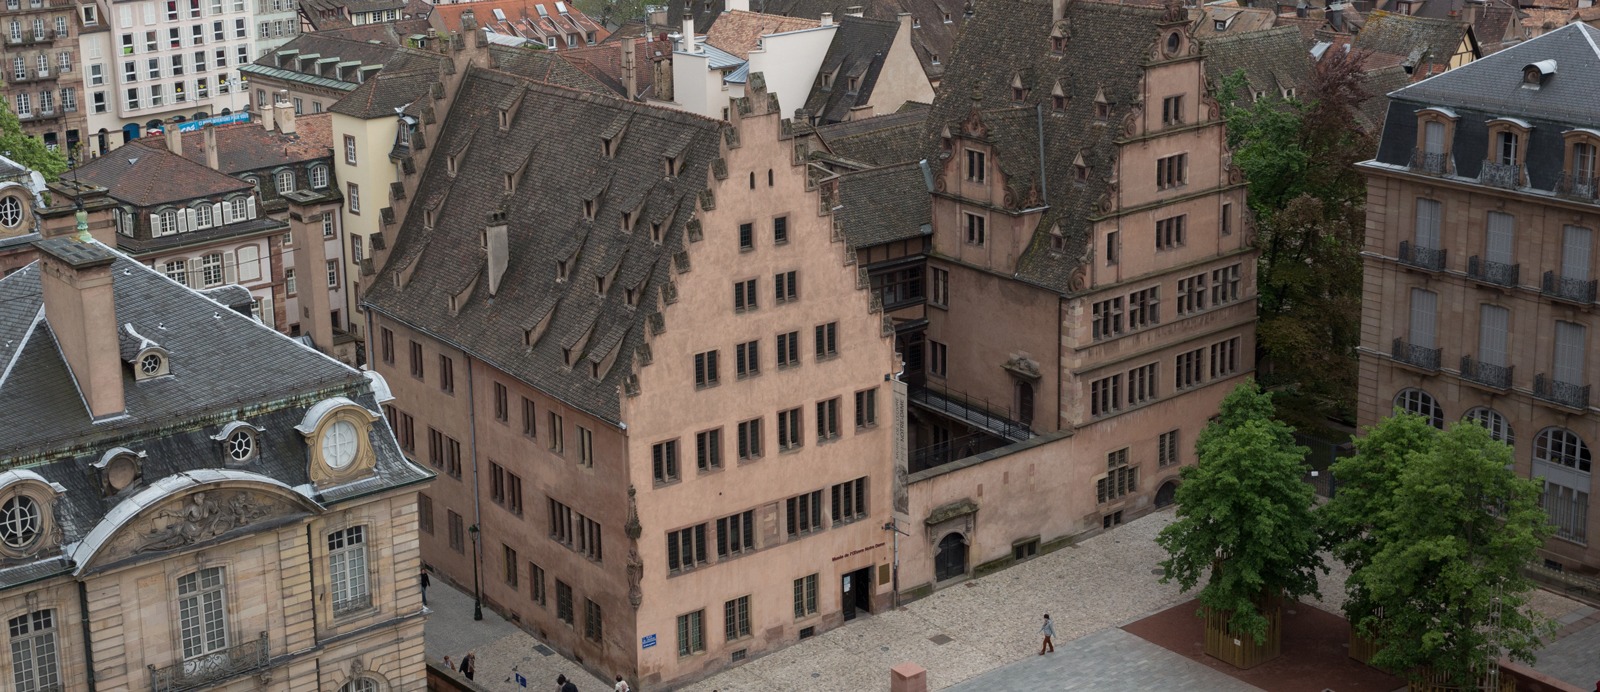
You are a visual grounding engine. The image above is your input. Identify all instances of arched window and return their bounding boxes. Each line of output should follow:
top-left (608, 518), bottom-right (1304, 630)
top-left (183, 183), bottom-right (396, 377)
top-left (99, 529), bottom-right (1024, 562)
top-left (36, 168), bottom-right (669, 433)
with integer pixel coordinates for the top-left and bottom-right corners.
top-left (1463, 407), bottom-right (1514, 446)
top-left (194, 203), bottom-right (213, 229)
top-left (158, 209), bottom-right (179, 235)
top-left (338, 678), bottom-right (380, 692)
top-left (274, 169), bottom-right (294, 194)
top-left (0, 195), bottom-right (22, 228)
top-left (1535, 427), bottom-right (1592, 473)
top-left (310, 165), bottom-right (328, 189)
top-left (1393, 388), bottom-right (1442, 428)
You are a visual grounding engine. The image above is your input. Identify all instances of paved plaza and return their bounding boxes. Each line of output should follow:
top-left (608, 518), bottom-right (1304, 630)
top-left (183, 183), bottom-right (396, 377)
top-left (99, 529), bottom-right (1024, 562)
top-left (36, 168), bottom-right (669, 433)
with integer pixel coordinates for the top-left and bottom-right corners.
top-left (424, 576), bottom-right (612, 691)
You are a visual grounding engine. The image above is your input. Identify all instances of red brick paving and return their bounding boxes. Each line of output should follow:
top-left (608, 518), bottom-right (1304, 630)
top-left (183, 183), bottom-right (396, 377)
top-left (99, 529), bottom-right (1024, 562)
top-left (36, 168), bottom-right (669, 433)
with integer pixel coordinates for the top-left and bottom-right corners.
top-left (1122, 599), bottom-right (1404, 692)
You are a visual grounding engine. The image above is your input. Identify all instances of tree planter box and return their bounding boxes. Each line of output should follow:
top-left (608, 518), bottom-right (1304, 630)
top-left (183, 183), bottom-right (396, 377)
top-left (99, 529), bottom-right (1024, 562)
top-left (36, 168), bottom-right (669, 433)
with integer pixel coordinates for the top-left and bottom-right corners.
top-left (1204, 602), bottom-right (1282, 669)
top-left (1407, 666), bottom-right (1518, 692)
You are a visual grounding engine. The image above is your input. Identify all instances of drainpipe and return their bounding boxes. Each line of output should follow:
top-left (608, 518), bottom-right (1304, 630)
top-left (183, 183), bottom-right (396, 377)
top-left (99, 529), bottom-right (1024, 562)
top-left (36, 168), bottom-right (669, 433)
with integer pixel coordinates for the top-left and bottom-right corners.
top-left (466, 355), bottom-right (485, 621)
top-left (77, 581), bottom-right (97, 692)
top-left (305, 523), bottom-right (321, 633)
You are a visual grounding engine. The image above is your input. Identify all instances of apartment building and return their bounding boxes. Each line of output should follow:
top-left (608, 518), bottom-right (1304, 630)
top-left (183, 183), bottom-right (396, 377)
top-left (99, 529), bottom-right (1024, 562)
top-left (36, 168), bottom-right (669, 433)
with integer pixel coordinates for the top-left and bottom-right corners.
top-left (664, 10), bottom-right (834, 120)
top-left (0, 230), bottom-right (431, 691)
top-left (96, 0), bottom-right (259, 140)
top-left (1, 0), bottom-right (90, 153)
top-left (252, 0), bottom-right (296, 56)
top-left (1357, 23), bottom-right (1600, 573)
top-left (362, 28), bottom-right (901, 688)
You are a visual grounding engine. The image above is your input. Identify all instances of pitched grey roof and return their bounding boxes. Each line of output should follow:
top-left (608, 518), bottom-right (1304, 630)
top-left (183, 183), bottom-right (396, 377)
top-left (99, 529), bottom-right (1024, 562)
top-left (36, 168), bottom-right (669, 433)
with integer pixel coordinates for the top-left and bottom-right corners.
top-left (362, 70), bottom-right (724, 424)
top-left (1352, 10), bottom-right (1475, 74)
top-left (1388, 21), bottom-right (1600, 125)
top-left (815, 109), bottom-right (927, 166)
top-left (836, 162), bottom-right (931, 248)
top-left (488, 44), bottom-right (615, 95)
top-left (1200, 25), bottom-right (1314, 101)
top-left (803, 16), bottom-right (900, 124)
top-left (329, 68), bottom-right (439, 119)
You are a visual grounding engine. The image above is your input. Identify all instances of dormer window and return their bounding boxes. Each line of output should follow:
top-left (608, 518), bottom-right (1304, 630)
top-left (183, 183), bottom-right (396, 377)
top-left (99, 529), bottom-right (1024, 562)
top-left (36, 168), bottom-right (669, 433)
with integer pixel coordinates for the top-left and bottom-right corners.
top-left (596, 275), bottom-right (607, 295)
top-left (583, 199), bottom-right (595, 220)
top-left (556, 259), bottom-right (569, 282)
top-left (1051, 35), bottom-right (1064, 53)
top-left (942, 12), bottom-right (951, 22)
top-left (1214, 19), bottom-right (1226, 30)
top-left (447, 153), bottom-right (458, 176)
top-left (1073, 152), bottom-right (1089, 182)
top-left (1049, 226), bottom-right (1066, 252)
top-left (665, 155), bottom-right (680, 177)
top-left (423, 207), bottom-right (436, 229)
top-left (625, 286), bottom-right (639, 307)
top-left (622, 211), bottom-right (635, 232)
top-left (1052, 93), bottom-right (1066, 111)
top-left (504, 172), bottom-right (516, 194)
top-left (1495, 131), bottom-right (1518, 166)
top-left (651, 222), bottom-right (663, 244)
top-left (0, 473), bottom-right (63, 558)
top-left (1522, 60), bottom-right (1555, 89)
top-left (562, 347), bottom-right (574, 366)
top-left (211, 421), bottom-right (262, 463)
top-left (913, 17), bottom-right (921, 28)
top-left (1093, 87), bottom-right (1110, 120)
top-left (602, 136), bottom-right (615, 158)
top-left (498, 108), bottom-right (510, 129)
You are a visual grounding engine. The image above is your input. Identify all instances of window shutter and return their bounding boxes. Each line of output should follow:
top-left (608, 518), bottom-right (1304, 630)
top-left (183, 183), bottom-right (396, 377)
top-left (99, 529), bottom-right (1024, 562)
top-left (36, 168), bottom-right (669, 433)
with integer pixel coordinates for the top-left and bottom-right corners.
top-left (1486, 212), bottom-right (1514, 266)
top-left (259, 296), bottom-right (274, 328)
top-left (246, 195), bottom-right (256, 219)
top-left (1409, 288), bottom-right (1437, 349)
top-left (187, 256), bottom-right (203, 287)
top-left (1554, 321), bottom-right (1586, 385)
top-left (150, 213), bottom-right (160, 234)
top-left (1478, 304), bottom-right (1509, 367)
top-left (221, 201), bottom-right (234, 224)
top-left (175, 209), bottom-right (188, 233)
top-left (1562, 225), bottom-right (1591, 281)
top-left (213, 202), bottom-right (223, 225)
top-left (223, 250), bottom-right (236, 283)
top-left (1414, 199), bottom-right (1441, 249)
top-left (188, 208), bottom-right (199, 230)
top-left (1424, 121), bottom-right (1445, 156)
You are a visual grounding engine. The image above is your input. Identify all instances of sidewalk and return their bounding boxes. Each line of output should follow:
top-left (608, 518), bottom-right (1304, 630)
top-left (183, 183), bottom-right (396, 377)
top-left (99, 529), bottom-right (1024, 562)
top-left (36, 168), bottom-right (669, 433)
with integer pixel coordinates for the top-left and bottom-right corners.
top-left (424, 577), bottom-right (612, 691)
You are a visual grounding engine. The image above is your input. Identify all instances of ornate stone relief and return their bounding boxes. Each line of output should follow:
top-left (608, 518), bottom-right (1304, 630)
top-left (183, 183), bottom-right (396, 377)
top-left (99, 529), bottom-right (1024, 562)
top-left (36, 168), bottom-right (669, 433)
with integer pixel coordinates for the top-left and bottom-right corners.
top-left (624, 485), bottom-right (643, 610)
top-left (133, 490), bottom-right (291, 555)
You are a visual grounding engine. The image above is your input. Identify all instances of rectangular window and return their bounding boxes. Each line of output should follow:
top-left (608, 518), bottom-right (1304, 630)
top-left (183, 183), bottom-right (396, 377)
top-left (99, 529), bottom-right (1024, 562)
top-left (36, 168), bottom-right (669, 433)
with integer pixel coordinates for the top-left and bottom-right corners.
top-left (556, 581), bottom-right (573, 624)
top-left (417, 492), bottom-right (433, 534)
top-left (930, 267), bottom-right (949, 308)
top-left (776, 331), bottom-right (799, 368)
top-left (696, 428), bottom-right (722, 471)
top-left (326, 259), bottom-right (339, 288)
top-left (584, 599), bottom-right (602, 642)
top-left (490, 462), bottom-right (505, 505)
top-left (1158, 430), bottom-right (1180, 467)
top-left (1409, 287), bottom-right (1438, 350)
top-left (1555, 320), bottom-right (1587, 385)
top-left (438, 355), bottom-right (454, 393)
top-left (493, 382), bottom-right (508, 422)
top-left (855, 388), bottom-right (878, 428)
top-left (1210, 337), bottom-right (1241, 379)
top-left (529, 563), bottom-right (546, 605)
top-left (964, 212), bottom-right (986, 246)
top-left (733, 279), bottom-right (757, 311)
top-left (1177, 274), bottom-right (1207, 314)
top-left (1485, 211), bottom-right (1515, 266)
top-left (1106, 231), bottom-right (1119, 265)
top-left (1128, 287), bottom-right (1160, 330)
top-left (1221, 202), bottom-right (1232, 235)
top-left (501, 544), bottom-right (518, 586)
top-left (1161, 94), bottom-right (1183, 126)
top-left (1175, 347), bottom-right (1205, 390)
top-left (1210, 265), bottom-right (1241, 306)
top-left (1478, 304), bottom-right (1510, 368)
top-left (773, 216), bottom-right (788, 244)
top-left (737, 418), bottom-right (762, 461)
top-left (577, 426), bottom-right (593, 467)
top-left (814, 322), bottom-right (837, 359)
top-left (1092, 297), bottom-right (1124, 341)
top-left (929, 340), bottom-right (948, 377)
top-left (816, 398), bottom-right (840, 441)
top-left (717, 510), bottom-right (755, 558)
top-left (1155, 214), bottom-right (1185, 250)
top-left (874, 266), bottom-right (925, 309)
top-left (1090, 374), bottom-right (1123, 417)
top-left (348, 183), bottom-right (360, 213)
top-left (792, 574), bottom-right (818, 618)
top-left (676, 610), bottom-right (705, 657)
top-left (548, 412), bottom-right (564, 453)
top-left (724, 596), bottom-right (752, 641)
top-left (775, 270), bottom-right (798, 303)
top-left (694, 350), bottom-right (719, 388)
top-left (1541, 482), bottom-right (1589, 545)
top-left (1562, 224), bottom-right (1592, 281)
top-left (448, 510), bottom-right (464, 553)
top-left (777, 407), bottom-right (803, 450)
top-left (739, 222), bottom-right (753, 250)
top-left (831, 477), bottom-right (867, 524)
top-left (1096, 448), bottom-right (1137, 503)
top-left (1414, 198), bottom-right (1442, 250)
top-left (327, 526), bottom-right (370, 614)
top-left (176, 567), bottom-right (229, 659)
top-left (966, 149), bottom-right (986, 182)
top-left (409, 341), bottom-right (424, 379)
top-left (1156, 153), bottom-right (1187, 190)
top-left (522, 397), bottom-right (537, 438)
top-left (1127, 363), bottom-right (1158, 406)
top-left (667, 524), bottom-right (708, 572)
top-left (786, 490), bottom-right (823, 536)
top-left (652, 439), bottom-right (680, 484)
top-left (8, 610), bottom-right (60, 691)
top-left (736, 340), bottom-right (760, 378)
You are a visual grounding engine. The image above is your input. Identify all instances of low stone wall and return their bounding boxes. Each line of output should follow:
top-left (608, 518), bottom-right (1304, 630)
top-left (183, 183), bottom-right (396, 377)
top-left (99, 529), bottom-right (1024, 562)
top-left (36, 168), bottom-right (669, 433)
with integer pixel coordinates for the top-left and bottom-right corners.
top-left (426, 662), bottom-right (485, 691)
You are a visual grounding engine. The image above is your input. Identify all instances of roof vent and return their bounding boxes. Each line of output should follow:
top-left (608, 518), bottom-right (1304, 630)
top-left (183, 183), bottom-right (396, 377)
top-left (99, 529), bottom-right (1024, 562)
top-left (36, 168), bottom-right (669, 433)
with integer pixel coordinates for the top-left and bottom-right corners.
top-left (1522, 60), bottom-right (1555, 88)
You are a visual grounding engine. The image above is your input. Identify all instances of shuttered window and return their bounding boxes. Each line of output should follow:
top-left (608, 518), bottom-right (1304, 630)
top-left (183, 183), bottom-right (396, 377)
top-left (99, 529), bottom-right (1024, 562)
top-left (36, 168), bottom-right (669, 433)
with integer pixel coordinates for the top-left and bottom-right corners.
top-left (1486, 212), bottom-right (1514, 265)
top-left (1563, 225), bottom-right (1592, 281)
top-left (1423, 120), bottom-right (1445, 155)
top-left (1414, 198), bottom-right (1441, 250)
top-left (1478, 304), bottom-right (1509, 367)
top-left (1555, 321), bottom-right (1586, 386)
top-left (1409, 288), bottom-right (1437, 349)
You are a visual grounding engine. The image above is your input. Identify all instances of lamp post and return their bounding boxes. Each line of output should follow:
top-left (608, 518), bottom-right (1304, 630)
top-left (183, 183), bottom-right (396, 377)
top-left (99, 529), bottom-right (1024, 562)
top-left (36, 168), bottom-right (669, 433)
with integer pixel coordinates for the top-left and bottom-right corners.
top-left (468, 523), bottom-right (483, 621)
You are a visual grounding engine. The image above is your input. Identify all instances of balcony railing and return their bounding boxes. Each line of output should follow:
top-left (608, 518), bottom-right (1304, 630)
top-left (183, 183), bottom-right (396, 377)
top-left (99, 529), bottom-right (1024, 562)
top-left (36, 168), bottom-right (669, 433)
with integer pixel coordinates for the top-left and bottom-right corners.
top-left (1535, 374), bottom-right (1590, 410)
top-left (1392, 337), bottom-right (1440, 371)
top-left (1398, 241), bottom-right (1447, 271)
top-left (1480, 160), bottom-right (1522, 189)
top-left (1460, 355), bottom-right (1513, 390)
top-left (1466, 256), bottom-right (1519, 287)
top-left (1542, 270), bottom-right (1597, 304)
top-left (908, 383), bottom-right (1033, 444)
top-left (1556, 171), bottom-right (1599, 202)
top-left (1408, 149), bottom-right (1450, 175)
top-left (149, 632), bottom-right (269, 692)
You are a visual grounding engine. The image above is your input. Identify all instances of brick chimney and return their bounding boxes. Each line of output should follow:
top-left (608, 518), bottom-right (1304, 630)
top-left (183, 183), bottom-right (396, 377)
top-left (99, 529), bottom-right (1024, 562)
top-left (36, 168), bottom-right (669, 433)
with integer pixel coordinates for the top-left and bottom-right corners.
top-left (164, 118), bottom-right (183, 156)
top-left (289, 204), bottom-right (336, 354)
top-left (35, 237), bottom-right (124, 419)
top-left (203, 124), bottom-right (220, 170)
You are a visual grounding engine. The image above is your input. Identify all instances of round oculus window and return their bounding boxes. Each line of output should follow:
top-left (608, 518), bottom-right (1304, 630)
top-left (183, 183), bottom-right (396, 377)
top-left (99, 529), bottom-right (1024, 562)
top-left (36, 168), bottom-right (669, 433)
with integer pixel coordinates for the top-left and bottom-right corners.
top-left (139, 353), bottom-right (163, 375)
top-left (0, 495), bottom-right (41, 549)
top-left (321, 420), bottom-right (359, 470)
top-left (0, 196), bottom-right (21, 229)
top-left (226, 428), bottom-right (255, 462)
top-left (1165, 32), bottom-right (1181, 55)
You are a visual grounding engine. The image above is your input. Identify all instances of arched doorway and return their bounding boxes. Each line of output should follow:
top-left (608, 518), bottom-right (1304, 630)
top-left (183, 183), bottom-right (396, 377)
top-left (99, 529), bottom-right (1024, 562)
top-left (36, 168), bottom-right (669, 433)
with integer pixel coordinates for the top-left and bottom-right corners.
top-left (935, 532), bottom-right (967, 582)
top-left (121, 123), bottom-right (140, 143)
top-left (1155, 480), bottom-right (1178, 508)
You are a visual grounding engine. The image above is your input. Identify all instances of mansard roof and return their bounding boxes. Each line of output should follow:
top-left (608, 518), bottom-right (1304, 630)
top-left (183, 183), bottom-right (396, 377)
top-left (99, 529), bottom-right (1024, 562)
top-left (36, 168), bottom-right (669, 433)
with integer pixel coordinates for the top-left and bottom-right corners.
top-left (362, 69), bottom-right (724, 423)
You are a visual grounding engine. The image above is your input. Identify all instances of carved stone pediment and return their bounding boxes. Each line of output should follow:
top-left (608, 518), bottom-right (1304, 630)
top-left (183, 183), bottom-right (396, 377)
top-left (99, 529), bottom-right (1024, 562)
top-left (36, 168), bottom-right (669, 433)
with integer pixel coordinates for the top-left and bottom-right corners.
top-left (83, 485), bottom-right (313, 572)
top-left (1003, 356), bottom-right (1043, 381)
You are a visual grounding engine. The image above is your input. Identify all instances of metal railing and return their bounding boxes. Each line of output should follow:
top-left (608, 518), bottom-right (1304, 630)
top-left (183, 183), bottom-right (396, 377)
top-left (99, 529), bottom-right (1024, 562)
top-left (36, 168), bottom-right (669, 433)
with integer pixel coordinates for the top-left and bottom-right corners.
top-left (908, 383), bottom-right (1033, 443)
top-left (149, 632), bottom-right (269, 692)
top-left (1555, 171), bottom-right (1599, 202)
top-left (1535, 374), bottom-right (1590, 410)
top-left (1392, 337), bottom-right (1440, 371)
top-left (1542, 270), bottom-right (1597, 304)
top-left (1480, 160), bottom-right (1522, 189)
top-left (1460, 355), bottom-right (1512, 390)
top-left (1467, 256), bottom-right (1519, 287)
top-left (1398, 241), bottom-right (1447, 271)
top-left (333, 590), bottom-right (371, 615)
top-left (909, 432), bottom-right (1010, 473)
top-left (1408, 149), bottom-right (1450, 175)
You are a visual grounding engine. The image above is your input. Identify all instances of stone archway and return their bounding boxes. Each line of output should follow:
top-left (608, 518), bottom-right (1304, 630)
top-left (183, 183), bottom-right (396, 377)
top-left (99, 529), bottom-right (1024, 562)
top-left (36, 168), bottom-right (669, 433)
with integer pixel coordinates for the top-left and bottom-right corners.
top-left (935, 532), bottom-right (968, 582)
top-left (1155, 479), bottom-right (1178, 508)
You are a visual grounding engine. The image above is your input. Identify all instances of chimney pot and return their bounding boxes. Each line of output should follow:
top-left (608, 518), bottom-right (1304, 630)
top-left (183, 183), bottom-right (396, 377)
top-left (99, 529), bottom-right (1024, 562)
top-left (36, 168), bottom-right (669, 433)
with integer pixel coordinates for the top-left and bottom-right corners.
top-left (681, 17), bottom-right (696, 53)
top-left (821, 11), bottom-right (833, 25)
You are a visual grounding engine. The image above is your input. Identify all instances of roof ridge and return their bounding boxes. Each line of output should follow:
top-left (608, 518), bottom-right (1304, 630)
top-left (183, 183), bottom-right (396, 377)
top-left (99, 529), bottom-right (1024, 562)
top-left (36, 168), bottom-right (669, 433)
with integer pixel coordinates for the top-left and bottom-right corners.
top-left (1201, 24), bottom-right (1303, 45)
top-left (471, 65), bottom-right (724, 129)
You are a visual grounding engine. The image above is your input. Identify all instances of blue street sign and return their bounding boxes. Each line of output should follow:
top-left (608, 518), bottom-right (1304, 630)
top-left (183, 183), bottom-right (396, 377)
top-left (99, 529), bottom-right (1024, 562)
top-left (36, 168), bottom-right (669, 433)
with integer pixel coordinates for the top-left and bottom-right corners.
top-left (174, 112), bottom-right (251, 132)
top-left (515, 673), bottom-right (527, 687)
top-left (641, 634), bottom-right (657, 649)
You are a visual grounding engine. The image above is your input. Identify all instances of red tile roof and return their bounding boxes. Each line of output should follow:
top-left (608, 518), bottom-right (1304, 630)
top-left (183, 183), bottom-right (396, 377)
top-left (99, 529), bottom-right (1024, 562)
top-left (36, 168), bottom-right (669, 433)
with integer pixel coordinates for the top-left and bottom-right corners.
top-left (704, 10), bottom-right (821, 59)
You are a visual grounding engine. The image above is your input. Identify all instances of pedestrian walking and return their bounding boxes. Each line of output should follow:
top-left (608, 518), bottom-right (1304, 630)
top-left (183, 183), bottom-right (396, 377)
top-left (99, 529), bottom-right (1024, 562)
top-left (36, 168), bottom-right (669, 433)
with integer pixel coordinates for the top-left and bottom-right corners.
top-left (614, 673), bottom-right (630, 691)
top-left (459, 652), bottom-right (476, 680)
top-left (557, 673), bottom-right (579, 692)
top-left (1039, 614), bottom-right (1055, 655)
top-left (420, 568), bottom-right (431, 605)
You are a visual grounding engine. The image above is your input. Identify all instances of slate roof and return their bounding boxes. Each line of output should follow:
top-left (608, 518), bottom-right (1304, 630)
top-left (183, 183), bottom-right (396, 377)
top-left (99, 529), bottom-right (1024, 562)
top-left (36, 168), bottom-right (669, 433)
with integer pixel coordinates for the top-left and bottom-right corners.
top-left (922, 0), bottom-right (1172, 292)
top-left (363, 70), bottom-right (724, 423)
top-left (1356, 63), bottom-right (1412, 131)
top-left (815, 109), bottom-right (927, 165)
top-left (328, 68), bottom-right (439, 119)
top-left (1385, 21), bottom-right (1600, 126)
top-left (668, 0), bottom-right (966, 81)
top-left (249, 33), bottom-right (443, 91)
top-left (73, 145), bottom-right (250, 207)
top-left (129, 122), bottom-right (332, 176)
top-left (316, 18), bottom-right (435, 44)
top-left (803, 16), bottom-right (900, 124)
top-left (835, 162), bottom-right (931, 247)
top-left (1200, 25), bottom-right (1314, 101)
top-left (489, 44), bottom-right (626, 96)
top-left (1352, 11), bottom-right (1474, 77)
top-left (0, 237), bottom-right (427, 589)
top-left (704, 9), bottom-right (822, 59)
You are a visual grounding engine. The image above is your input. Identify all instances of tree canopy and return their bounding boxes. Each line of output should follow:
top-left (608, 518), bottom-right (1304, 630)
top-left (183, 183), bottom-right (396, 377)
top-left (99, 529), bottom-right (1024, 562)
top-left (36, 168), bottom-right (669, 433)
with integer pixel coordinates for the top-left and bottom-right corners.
top-left (0, 93), bottom-right (67, 182)
top-left (571, 0), bottom-right (651, 28)
top-left (1157, 380), bottom-right (1324, 644)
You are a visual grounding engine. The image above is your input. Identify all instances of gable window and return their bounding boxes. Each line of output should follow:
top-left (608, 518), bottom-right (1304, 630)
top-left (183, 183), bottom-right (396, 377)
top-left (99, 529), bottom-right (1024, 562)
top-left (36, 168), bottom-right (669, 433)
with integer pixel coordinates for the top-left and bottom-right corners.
top-left (964, 212), bottom-right (986, 246)
top-left (328, 526), bottom-right (370, 614)
top-left (177, 567), bottom-right (229, 660)
top-left (1161, 95), bottom-right (1183, 126)
top-left (8, 609), bottom-right (60, 691)
top-left (965, 149), bottom-right (986, 183)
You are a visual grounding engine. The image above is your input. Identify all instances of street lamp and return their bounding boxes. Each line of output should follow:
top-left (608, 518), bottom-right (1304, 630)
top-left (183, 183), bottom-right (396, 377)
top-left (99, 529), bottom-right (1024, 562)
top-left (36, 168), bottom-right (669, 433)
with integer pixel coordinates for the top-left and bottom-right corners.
top-left (468, 523), bottom-right (483, 621)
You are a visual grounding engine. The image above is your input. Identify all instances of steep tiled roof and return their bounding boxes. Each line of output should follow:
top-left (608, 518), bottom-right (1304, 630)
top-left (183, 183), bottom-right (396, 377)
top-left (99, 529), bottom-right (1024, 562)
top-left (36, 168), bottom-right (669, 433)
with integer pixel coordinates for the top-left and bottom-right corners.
top-left (815, 109), bottom-right (926, 165)
top-left (1352, 11), bottom-right (1473, 75)
top-left (131, 122), bottom-right (331, 175)
top-left (1200, 25), bottom-right (1313, 101)
top-left (1521, 7), bottom-right (1573, 31)
top-left (924, 0), bottom-right (1174, 292)
top-left (489, 45), bottom-right (616, 95)
top-left (328, 68), bottom-right (438, 119)
top-left (1355, 64), bottom-right (1411, 131)
top-left (1190, 5), bottom-right (1277, 38)
top-left (803, 16), bottom-right (899, 123)
top-left (430, 0), bottom-right (608, 43)
top-left (669, 0), bottom-right (964, 80)
top-left (546, 39), bottom-right (673, 98)
top-left (1387, 22), bottom-right (1600, 125)
top-left (704, 9), bottom-right (823, 58)
top-left (316, 18), bottom-right (435, 44)
top-left (836, 162), bottom-right (931, 247)
top-left (74, 145), bottom-right (249, 207)
top-left (363, 70), bottom-right (724, 423)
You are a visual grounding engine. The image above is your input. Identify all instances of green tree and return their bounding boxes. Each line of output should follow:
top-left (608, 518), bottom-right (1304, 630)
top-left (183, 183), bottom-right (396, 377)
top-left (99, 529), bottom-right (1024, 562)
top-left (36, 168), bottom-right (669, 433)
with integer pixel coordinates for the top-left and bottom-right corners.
top-left (1353, 421), bottom-right (1553, 685)
top-left (1157, 380), bottom-right (1324, 645)
top-left (0, 92), bottom-right (67, 181)
top-left (571, 0), bottom-right (651, 27)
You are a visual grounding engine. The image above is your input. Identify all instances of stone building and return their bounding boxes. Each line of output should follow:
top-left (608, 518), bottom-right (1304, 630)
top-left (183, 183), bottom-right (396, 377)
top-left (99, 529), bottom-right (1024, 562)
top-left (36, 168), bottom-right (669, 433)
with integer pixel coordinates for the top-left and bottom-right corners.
top-left (362, 28), bottom-right (902, 689)
top-left (0, 228), bottom-right (431, 690)
top-left (1357, 22), bottom-right (1600, 573)
top-left (1, 0), bottom-right (89, 153)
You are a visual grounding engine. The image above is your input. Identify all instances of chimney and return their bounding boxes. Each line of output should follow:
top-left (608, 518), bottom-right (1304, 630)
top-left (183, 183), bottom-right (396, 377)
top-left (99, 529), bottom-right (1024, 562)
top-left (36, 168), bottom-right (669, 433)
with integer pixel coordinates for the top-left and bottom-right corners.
top-left (1053, 0), bottom-right (1067, 21)
top-left (726, 0), bottom-right (748, 11)
top-left (845, 5), bottom-right (864, 17)
top-left (821, 11), bottom-right (833, 25)
top-left (261, 100), bottom-right (278, 131)
top-left (164, 119), bottom-right (183, 156)
top-left (276, 91), bottom-right (297, 134)
top-left (486, 210), bottom-right (509, 295)
top-left (35, 238), bottom-right (124, 419)
top-left (203, 124), bottom-right (220, 170)
top-left (680, 17), bottom-right (697, 52)
top-left (289, 206), bottom-right (335, 354)
top-left (621, 38), bottom-right (638, 100)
